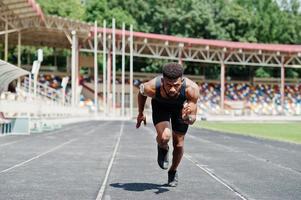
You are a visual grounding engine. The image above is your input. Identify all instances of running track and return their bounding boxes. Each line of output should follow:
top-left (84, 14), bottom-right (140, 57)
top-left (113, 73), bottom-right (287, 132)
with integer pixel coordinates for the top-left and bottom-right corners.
top-left (0, 121), bottom-right (300, 200)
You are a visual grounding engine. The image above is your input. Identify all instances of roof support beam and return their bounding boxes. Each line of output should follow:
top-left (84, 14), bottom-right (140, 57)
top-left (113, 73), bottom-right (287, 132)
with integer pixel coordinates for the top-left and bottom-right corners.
top-left (2, 0), bottom-right (25, 5)
top-left (0, 28), bottom-right (21, 35)
top-left (1, 8), bottom-right (32, 16)
top-left (6, 2), bottom-right (29, 9)
top-left (0, 15), bottom-right (17, 29)
top-left (63, 30), bottom-right (72, 44)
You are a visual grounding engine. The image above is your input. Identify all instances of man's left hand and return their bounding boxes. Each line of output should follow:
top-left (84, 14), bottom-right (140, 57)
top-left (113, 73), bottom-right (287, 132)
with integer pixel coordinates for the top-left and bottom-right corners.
top-left (182, 102), bottom-right (194, 124)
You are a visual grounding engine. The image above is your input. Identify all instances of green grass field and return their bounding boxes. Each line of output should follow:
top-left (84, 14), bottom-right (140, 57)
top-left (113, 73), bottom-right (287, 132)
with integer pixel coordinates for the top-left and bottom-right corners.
top-left (193, 121), bottom-right (301, 144)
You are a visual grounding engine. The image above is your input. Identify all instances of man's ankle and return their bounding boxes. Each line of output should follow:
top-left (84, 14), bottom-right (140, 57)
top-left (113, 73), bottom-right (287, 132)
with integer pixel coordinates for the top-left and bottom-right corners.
top-left (168, 168), bottom-right (177, 172)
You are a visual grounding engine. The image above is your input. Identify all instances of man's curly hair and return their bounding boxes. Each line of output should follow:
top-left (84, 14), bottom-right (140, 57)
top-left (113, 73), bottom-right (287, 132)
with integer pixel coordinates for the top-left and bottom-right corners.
top-left (162, 62), bottom-right (184, 79)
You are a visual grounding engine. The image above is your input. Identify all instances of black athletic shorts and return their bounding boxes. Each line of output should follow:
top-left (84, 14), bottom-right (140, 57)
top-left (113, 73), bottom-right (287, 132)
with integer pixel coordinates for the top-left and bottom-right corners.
top-left (151, 99), bottom-right (189, 134)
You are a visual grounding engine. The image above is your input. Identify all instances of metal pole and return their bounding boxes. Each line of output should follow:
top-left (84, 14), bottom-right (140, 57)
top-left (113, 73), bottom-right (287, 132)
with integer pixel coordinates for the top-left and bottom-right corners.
top-left (94, 21), bottom-right (98, 116)
top-left (32, 60), bottom-right (39, 98)
top-left (54, 48), bottom-right (57, 67)
top-left (61, 77), bottom-right (69, 105)
top-left (4, 21), bottom-right (8, 61)
top-left (112, 18), bottom-right (116, 115)
top-left (130, 25), bottom-right (134, 118)
top-left (18, 31), bottom-right (21, 67)
top-left (220, 62), bottom-right (225, 112)
top-left (75, 43), bottom-right (79, 105)
top-left (62, 88), bottom-right (66, 105)
top-left (34, 71), bottom-right (37, 98)
top-left (17, 31), bottom-right (21, 88)
top-left (33, 49), bottom-right (43, 99)
top-left (121, 22), bottom-right (125, 117)
top-left (281, 61), bottom-right (285, 114)
top-left (103, 20), bottom-right (107, 116)
top-left (107, 49), bottom-right (112, 113)
top-left (71, 31), bottom-right (77, 106)
top-left (29, 74), bottom-right (32, 98)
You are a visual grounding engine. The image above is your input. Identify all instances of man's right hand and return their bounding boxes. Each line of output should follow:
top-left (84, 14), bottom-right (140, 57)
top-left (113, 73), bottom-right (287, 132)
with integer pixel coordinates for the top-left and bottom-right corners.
top-left (136, 113), bottom-right (146, 128)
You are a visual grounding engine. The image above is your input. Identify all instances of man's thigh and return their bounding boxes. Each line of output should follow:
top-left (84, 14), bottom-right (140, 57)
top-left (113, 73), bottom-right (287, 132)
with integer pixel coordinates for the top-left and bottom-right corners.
top-left (151, 100), bottom-right (171, 126)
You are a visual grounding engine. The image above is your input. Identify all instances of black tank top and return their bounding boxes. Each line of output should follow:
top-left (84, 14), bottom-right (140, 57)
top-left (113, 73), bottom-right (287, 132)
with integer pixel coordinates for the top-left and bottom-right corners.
top-left (153, 76), bottom-right (187, 108)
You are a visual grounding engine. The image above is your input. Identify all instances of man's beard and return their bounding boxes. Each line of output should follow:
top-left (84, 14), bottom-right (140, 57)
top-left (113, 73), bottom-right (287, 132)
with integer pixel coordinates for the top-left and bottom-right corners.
top-left (163, 86), bottom-right (178, 99)
top-left (167, 92), bottom-right (178, 98)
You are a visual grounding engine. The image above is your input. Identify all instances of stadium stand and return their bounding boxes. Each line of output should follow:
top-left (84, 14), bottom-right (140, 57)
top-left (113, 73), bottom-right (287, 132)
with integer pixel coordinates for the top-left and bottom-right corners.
top-left (198, 82), bottom-right (301, 116)
top-left (78, 73), bottom-right (301, 117)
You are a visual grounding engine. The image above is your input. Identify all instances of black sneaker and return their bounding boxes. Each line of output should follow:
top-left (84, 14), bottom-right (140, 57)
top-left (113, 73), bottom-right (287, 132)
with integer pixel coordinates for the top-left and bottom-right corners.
top-left (157, 145), bottom-right (169, 170)
top-left (168, 170), bottom-right (178, 187)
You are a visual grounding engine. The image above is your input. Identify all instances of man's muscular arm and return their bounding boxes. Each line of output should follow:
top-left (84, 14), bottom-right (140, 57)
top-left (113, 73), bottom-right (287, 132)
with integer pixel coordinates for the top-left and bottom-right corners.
top-left (136, 78), bottom-right (156, 128)
top-left (182, 79), bottom-right (199, 125)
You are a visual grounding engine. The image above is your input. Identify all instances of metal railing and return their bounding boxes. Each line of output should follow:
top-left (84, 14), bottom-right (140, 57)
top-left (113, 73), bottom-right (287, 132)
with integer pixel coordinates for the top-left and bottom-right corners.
top-left (20, 76), bottom-right (71, 105)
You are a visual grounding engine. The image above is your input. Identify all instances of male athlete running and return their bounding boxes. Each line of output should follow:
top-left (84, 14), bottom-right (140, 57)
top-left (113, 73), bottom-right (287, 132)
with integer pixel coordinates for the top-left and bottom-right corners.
top-left (136, 62), bottom-right (199, 187)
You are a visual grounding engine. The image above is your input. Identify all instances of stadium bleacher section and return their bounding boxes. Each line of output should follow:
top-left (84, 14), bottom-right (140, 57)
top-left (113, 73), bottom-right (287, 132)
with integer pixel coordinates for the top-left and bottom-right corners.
top-left (199, 82), bottom-right (301, 116)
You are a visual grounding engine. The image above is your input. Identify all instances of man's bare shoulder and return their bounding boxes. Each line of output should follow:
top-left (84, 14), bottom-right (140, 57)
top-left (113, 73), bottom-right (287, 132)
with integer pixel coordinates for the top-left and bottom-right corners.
top-left (141, 77), bottom-right (157, 97)
top-left (185, 78), bottom-right (199, 100)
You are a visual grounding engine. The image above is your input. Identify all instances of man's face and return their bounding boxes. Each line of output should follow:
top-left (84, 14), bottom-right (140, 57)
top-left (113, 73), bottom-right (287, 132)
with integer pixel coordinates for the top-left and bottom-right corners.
top-left (162, 77), bottom-right (183, 97)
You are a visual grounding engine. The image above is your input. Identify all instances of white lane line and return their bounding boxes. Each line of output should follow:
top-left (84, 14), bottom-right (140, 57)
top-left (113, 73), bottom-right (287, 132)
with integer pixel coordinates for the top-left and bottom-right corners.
top-left (187, 134), bottom-right (238, 152)
top-left (0, 138), bottom-right (78, 175)
top-left (42, 122), bottom-right (94, 136)
top-left (0, 140), bottom-right (21, 148)
top-left (184, 154), bottom-right (248, 200)
top-left (0, 121), bottom-right (110, 148)
top-left (193, 127), bottom-right (300, 154)
top-left (84, 129), bottom-right (95, 136)
top-left (39, 120), bottom-right (106, 136)
top-left (143, 126), bottom-right (248, 199)
top-left (187, 134), bottom-right (301, 175)
top-left (0, 124), bottom-right (83, 149)
top-left (96, 121), bottom-right (124, 200)
top-left (83, 122), bottom-right (113, 136)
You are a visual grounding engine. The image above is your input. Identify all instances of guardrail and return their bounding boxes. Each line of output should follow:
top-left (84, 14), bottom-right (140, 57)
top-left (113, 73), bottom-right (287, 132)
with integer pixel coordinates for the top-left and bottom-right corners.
top-left (20, 76), bottom-right (71, 105)
top-left (0, 119), bottom-right (12, 135)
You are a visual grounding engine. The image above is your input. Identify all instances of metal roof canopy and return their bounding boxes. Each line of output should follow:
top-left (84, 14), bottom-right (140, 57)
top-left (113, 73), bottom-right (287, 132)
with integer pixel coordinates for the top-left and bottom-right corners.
top-left (0, 59), bottom-right (29, 93)
top-left (1, 1), bottom-right (300, 115)
top-left (0, 0), bottom-right (45, 28)
top-left (0, 0), bottom-right (300, 68)
top-left (82, 27), bottom-right (301, 68)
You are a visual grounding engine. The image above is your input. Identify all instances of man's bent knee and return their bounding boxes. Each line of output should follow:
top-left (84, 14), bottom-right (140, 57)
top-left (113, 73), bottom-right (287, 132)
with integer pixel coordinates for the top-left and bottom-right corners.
top-left (173, 141), bottom-right (184, 148)
top-left (157, 134), bottom-right (170, 145)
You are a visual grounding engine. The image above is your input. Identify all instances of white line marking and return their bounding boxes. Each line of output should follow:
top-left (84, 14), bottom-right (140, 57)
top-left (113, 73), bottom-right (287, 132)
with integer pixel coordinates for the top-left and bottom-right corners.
top-left (84, 121), bottom-right (112, 136)
top-left (143, 126), bottom-right (248, 199)
top-left (0, 125), bottom-right (77, 148)
top-left (187, 134), bottom-right (301, 175)
top-left (84, 128), bottom-right (97, 136)
top-left (0, 138), bottom-right (77, 175)
top-left (0, 121), bottom-right (109, 149)
top-left (96, 122), bottom-right (124, 200)
top-left (0, 140), bottom-right (21, 148)
top-left (184, 154), bottom-right (248, 200)
top-left (194, 127), bottom-right (299, 153)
